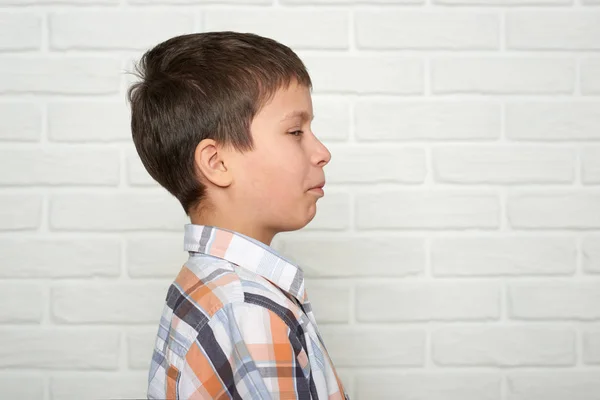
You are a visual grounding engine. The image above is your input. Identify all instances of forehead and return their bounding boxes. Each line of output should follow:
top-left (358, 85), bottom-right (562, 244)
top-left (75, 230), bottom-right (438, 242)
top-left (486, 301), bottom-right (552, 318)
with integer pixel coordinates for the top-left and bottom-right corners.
top-left (258, 81), bottom-right (313, 121)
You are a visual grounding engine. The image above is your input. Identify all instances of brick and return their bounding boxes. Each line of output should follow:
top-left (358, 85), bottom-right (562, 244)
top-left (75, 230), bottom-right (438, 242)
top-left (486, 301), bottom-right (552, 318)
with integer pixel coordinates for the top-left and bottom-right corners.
top-left (433, 146), bottom-right (575, 184)
top-left (0, 193), bottom-right (41, 231)
top-left (50, 192), bottom-right (187, 231)
top-left (311, 97), bottom-right (350, 142)
top-left (50, 11), bottom-right (194, 50)
top-left (273, 235), bottom-right (424, 278)
top-left (51, 373), bottom-right (147, 400)
top-left (508, 191), bottom-right (600, 229)
top-left (0, 329), bottom-right (119, 369)
top-left (435, 0), bottom-right (570, 4)
top-left (0, 0), bottom-right (117, 3)
top-left (52, 282), bottom-right (169, 323)
top-left (433, 327), bottom-right (575, 366)
top-left (127, 152), bottom-right (155, 186)
top-left (507, 372), bottom-right (600, 400)
top-left (583, 235), bottom-right (600, 274)
top-left (48, 101), bottom-right (130, 142)
top-left (356, 191), bottom-right (499, 229)
top-left (131, 0), bottom-right (269, 3)
top-left (127, 329), bottom-right (156, 370)
top-left (127, 236), bottom-right (187, 278)
top-left (282, 0), bottom-right (421, 3)
top-left (326, 146), bottom-right (426, 183)
top-left (0, 13), bottom-right (41, 51)
top-left (0, 103), bottom-right (41, 141)
top-left (0, 238), bottom-right (120, 278)
top-left (0, 58), bottom-right (120, 95)
top-left (355, 373), bottom-right (501, 400)
top-left (304, 191), bottom-right (350, 231)
top-left (0, 283), bottom-right (43, 323)
top-left (583, 330), bottom-right (600, 364)
top-left (301, 55), bottom-right (423, 94)
top-left (305, 280), bottom-right (350, 323)
top-left (356, 11), bottom-right (499, 50)
top-left (319, 326), bottom-right (425, 367)
top-left (506, 102), bottom-right (600, 141)
top-left (0, 374), bottom-right (44, 399)
top-left (206, 10), bottom-right (348, 49)
top-left (509, 282), bottom-right (600, 320)
top-left (582, 59), bottom-right (600, 95)
top-left (356, 282), bottom-right (500, 322)
top-left (0, 148), bottom-right (119, 186)
top-left (355, 100), bottom-right (500, 141)
top-left (583, 147), bottom-right (600, 184)
top-left (432, 58), bottom-right (574, 94)
top-left (507, 12), bottom-right (600, 50)
top-left (432, 237), bottom-right (576, 276)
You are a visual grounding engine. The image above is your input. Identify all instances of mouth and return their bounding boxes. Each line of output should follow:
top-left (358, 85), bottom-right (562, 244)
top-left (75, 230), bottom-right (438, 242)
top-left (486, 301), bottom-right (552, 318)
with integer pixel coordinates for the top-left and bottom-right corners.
top-left (308, 182), bottom-right (325, 197)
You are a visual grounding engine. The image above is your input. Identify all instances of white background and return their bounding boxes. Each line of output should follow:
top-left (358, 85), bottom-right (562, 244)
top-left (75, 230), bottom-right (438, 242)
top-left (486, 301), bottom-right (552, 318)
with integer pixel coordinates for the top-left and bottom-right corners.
top-left (1, 0), bottom-right (600, 399)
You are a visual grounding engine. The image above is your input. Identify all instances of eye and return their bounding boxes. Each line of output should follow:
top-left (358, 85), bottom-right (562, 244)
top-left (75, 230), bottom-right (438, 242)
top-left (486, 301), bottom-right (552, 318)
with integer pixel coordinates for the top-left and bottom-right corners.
top-left (289, 130), bottom-right (304, 137)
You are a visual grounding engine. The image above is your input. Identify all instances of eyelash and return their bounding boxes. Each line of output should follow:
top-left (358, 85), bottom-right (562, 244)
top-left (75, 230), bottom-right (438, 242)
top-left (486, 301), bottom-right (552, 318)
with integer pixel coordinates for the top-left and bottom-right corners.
top-left (289, 130), bottom-right (304, 137)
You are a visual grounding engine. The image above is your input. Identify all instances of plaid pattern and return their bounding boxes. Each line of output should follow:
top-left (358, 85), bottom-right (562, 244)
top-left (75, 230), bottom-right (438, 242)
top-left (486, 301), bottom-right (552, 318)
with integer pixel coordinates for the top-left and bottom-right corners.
top-left (147, 224), bottom-right (349, 400)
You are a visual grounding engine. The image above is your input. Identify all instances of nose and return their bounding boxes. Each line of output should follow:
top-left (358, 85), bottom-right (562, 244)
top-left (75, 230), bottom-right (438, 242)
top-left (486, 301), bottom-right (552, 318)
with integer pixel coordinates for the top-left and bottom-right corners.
top-left (312, 135), bottom-right (331, 168)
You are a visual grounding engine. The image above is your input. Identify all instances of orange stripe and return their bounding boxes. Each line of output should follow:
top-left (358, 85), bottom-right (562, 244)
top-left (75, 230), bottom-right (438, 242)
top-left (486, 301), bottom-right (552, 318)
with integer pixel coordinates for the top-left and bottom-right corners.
top-left (269, 310), bottom-right (294, 393)
top-left (166, 365), bottom-right (179, 399)
top-left (186, 343), bottom-right (227, 398)
top-left (247, 342), bottom-right (273, 360)
top-left (188, 274), bottom-right (238, 317)
top-left (174, 267), bottom-right (241, 317)
top-left (174, 266), bottom-right (201, 293)
top-left (211, 229), bottom-right (233, 259)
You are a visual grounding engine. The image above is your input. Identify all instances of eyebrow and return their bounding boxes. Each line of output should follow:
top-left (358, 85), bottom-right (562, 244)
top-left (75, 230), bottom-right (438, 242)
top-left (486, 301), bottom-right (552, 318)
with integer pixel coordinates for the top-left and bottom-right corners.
top-left (280, 110), bottom-right (314, 123)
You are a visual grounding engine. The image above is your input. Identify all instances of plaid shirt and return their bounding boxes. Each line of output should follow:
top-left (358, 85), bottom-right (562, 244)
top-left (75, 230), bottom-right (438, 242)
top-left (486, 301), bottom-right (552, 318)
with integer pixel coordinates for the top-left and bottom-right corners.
top-left (147, 224), bottom-right (349, 400)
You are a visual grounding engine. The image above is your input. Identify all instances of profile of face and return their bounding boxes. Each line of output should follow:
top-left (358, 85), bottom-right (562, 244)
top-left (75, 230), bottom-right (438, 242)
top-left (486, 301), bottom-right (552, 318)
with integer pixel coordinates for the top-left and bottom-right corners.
top-left (228, 80), bottom-right (332, 234)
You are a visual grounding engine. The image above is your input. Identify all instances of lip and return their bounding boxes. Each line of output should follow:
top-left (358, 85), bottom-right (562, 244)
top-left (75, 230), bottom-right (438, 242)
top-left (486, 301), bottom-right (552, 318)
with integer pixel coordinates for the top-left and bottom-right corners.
top-left (308, 187), bottom-right (325, 196)
top-left (310, 181), bottom-right (326, 190)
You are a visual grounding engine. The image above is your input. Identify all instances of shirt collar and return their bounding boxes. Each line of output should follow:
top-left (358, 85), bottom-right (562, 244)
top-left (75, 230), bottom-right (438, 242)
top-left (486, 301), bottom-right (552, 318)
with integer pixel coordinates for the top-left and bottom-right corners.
top-left (183, 224), bottom-right (307, 305)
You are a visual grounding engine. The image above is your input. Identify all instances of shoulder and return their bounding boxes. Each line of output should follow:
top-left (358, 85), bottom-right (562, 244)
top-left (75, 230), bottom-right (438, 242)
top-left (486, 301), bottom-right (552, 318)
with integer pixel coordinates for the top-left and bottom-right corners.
top-left (166, 299), bottom-right (310, 399)
top-left (150, 255), bottom-right (306, 390)
top-left (165, 254), bottom-right (301, 334)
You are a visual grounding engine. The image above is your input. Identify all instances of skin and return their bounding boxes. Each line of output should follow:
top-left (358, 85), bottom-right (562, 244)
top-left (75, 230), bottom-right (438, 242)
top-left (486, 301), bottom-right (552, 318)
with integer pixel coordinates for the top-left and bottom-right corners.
top-left (190, 79), bottom-right (332, 246)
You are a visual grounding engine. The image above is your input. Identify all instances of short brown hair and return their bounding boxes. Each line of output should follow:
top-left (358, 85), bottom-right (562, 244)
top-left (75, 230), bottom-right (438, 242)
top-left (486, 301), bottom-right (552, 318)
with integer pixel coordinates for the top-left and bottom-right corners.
top-left (127, 32), bottom-right (312, 215)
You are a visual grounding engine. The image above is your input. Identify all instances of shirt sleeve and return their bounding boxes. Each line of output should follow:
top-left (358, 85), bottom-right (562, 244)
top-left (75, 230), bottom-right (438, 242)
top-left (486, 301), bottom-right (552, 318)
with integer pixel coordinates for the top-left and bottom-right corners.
top-left (176, 301), bottom-right (312, 400)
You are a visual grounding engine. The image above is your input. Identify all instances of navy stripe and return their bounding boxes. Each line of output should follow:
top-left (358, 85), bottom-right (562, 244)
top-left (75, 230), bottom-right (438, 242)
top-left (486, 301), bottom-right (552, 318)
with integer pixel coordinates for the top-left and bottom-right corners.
top-left (199, 225), bottom-right (211, 252)
top-left (166, 285), bottom-right (210, 332)
top-left (197, 323), bottom-right (242, 400)
top-left (244, 293), bottom-right (318, 400)
top-left (288, 330), bottom-right (312, 400)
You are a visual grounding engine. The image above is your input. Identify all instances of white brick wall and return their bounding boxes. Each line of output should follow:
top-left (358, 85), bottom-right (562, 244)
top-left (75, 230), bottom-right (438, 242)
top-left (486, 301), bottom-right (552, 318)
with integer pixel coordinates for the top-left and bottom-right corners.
top-left (0, 1), bottom-right (599, 399)
top-left (432, 58), bottom-right (575, 94)
top-left (355, 11), bottom-right (500, 50)
top-left (506, 372), bottom-right (600, 400)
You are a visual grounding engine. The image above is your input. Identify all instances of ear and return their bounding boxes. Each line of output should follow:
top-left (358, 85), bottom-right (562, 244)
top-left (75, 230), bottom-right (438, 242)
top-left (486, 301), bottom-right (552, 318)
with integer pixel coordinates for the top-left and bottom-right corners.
top-left (194, 139), bottom-right (232, 188)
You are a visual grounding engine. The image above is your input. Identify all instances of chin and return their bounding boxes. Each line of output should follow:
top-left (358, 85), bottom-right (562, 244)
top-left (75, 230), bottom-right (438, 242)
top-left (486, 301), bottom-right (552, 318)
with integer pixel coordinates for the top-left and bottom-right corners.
top-left (305, 205), bottom-right (318, 225)
top-left (276, 211), bottom-right (317, 233)
top-left (297, 207), bottom-right (318, 230)
top-left (270, 201), bottom-right (319, 233)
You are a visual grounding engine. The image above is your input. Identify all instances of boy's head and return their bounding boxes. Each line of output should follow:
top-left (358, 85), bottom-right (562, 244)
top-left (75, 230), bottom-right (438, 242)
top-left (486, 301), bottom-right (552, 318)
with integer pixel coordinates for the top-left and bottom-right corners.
top-left (128, 32), bottom-right (331, 243)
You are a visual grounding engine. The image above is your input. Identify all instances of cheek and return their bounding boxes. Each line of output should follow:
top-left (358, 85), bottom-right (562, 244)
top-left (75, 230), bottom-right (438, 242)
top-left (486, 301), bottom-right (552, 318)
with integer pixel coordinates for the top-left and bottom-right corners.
top-left (238, 152), bottom-right (289, 196)
top-left (259, 145), bottom-right (305, 182)
top-left (237, 139), bottom-right (308, 201)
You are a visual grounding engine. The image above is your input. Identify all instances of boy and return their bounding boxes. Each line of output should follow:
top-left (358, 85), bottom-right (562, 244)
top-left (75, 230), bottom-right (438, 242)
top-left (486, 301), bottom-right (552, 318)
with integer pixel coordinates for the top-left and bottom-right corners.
top-left (128, 32), bottom-right (349, 400)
